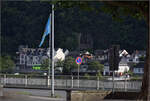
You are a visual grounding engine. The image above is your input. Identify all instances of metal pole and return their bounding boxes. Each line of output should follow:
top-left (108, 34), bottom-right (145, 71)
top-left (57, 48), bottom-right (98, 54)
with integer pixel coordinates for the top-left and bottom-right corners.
top-left (51, 4), bottom-right (55, 97)
top-left (48, 14), bottom-right (51, 78)
top-left (48, 14), bottom-right (51, 88)
top-left (78, 64), bottom-right (80, 88)
top-left (25, 75), bottom-right (28, 87)
top-left (71, 76), bottom-right (73, 88)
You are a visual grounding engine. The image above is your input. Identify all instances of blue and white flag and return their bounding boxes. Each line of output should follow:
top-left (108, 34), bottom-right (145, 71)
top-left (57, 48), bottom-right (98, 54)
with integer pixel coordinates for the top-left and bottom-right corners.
top-left (39, 15), bottom-right (51, 47)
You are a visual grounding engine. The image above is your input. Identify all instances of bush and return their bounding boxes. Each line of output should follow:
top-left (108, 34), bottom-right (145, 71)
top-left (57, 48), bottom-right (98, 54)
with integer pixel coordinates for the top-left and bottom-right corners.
top-left (96, 72), bottom-right (103, 80)
top-left (84, 73), bottom-right (90, 79)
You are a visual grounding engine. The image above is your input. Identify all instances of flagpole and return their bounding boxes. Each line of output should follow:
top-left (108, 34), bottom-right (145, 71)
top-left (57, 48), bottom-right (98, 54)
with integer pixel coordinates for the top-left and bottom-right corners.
top-left (48, 13), bottom-right (51, 78)
top-left (51, 4), bottom-right (55, 97)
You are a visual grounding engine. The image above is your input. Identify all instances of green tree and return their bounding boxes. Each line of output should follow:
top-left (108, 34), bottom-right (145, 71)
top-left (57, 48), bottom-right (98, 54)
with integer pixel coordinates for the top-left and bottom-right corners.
top-left (84, 73), bottom-right (90, 79)
top-left (88, 61), bottom-right (104, 72)
top-left (139, 56), bottom-right (145, 61)
top-left (96, 71), bottom-right (103, 79)
top-left (41, 59), bottom-right (51, 71)
top-left (88, 61), bottom-right (104, 79)
top-left (56, 59), bottom-right (64, 67)
top-left (0, 56), bottom-right (15, 73)
top-left (127, 70), bottom-right (133, 76)
top-left (63, 56), bottom-right (78, 74)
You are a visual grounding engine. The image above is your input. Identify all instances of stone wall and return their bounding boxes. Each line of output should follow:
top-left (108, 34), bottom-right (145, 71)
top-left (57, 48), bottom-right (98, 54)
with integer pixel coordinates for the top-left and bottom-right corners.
top-left (70, 90), bottom-right (139, 101)
top-left (71, 90), bottom-right (111, 101)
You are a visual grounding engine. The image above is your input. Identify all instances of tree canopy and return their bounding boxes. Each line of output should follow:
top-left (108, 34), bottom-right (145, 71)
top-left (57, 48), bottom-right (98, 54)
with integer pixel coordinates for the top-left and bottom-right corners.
top-left (0, 56), bottom-right (15, 73)
top-left (41, 58), bottom-right (50, 71)
top-left (1, 1), bottom-right (148, 57)
top-left (88, 61), bottom-right (104, 72)
top-left (63, 56), bottom-right (78, 74)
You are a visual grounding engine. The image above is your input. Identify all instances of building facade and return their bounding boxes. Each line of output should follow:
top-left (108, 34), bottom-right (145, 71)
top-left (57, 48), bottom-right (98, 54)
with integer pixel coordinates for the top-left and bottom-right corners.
top-left (16, 45), bottom-right (68, 73)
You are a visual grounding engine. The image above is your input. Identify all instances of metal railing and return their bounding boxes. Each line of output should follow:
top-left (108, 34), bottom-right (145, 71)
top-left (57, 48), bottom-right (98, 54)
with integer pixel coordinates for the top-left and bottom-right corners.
top-left (0, 74), bottom-right (142, 91)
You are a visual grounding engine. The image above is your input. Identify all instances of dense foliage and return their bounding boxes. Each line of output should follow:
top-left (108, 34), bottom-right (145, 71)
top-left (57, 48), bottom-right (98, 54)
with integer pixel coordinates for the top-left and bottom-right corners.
top-left (41, 58), bottom-right (51, 71)
top-left (63, 56), bottom-right (78, 74)
top-left (1, 1), bottom-right (147, 57)
top-left (88, 61), bottom-right (104, 72)
top-left (0, 56), bottom-right (15, 73)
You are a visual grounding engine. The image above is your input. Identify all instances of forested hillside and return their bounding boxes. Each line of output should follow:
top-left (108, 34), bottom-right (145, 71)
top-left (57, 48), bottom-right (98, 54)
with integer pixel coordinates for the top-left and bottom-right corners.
top-left (1, 1), bottom-right (147, 56)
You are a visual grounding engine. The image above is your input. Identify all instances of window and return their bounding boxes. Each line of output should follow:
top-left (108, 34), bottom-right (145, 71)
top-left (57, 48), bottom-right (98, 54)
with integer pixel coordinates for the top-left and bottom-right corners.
top-left (21, 55), bottom-right (24, 59)
top-left (141, 68), bottom-right (144, 73)
top-left (138, 68), bottom-right (140, 73)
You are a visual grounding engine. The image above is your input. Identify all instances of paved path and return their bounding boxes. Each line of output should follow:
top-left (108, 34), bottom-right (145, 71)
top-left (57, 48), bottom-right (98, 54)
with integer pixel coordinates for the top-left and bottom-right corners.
top-left (0, 88), bottom-right (137, 101)
top-left (0, 88), bottom-right (66, 101)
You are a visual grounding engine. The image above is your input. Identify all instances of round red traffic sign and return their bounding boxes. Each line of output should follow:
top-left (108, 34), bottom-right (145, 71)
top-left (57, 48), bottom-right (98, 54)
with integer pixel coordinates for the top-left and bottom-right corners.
top-left (76, 57), bottom-right (82, 64)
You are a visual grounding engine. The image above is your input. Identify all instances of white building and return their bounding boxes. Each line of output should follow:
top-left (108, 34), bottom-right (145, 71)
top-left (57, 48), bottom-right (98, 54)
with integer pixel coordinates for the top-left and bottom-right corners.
top-left (103, 57), bottom-right (130, 76)
top-left (115, 57), bottom-right (130, 75)
top-left (119, 50), bottom-right (129, 57)
top-left (54, 48), bottom-right (68, 62)
top-left (16, 45), bottom-right (69, 71)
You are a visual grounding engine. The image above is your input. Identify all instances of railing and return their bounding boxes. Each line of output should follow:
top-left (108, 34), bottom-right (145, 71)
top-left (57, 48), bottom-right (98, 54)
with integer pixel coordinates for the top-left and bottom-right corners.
top-left (0, 74), bottom-right (142, 92)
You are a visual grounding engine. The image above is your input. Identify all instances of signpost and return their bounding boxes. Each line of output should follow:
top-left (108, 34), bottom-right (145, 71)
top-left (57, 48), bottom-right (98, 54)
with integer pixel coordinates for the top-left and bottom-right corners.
top-left (76, 57), bottom-right (82, 65)
top-left (76, 57), bottom-right (82, 88)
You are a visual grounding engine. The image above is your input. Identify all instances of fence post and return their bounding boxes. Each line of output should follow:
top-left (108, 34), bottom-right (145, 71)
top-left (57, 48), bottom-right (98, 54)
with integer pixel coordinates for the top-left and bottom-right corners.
top-left (103, 80), bottom-right (105, 90)
top-left (66, 76), bottom-right (67, 88)
top-left (112, 71), bottom-right (115, 94)
top-left (97, 76), bottom-right (99, 90)
top-left (124, 77), bottom-right (127, 92)
top-left (0, 84), bottom-right (3, 97)
top-left (47, 76), bottom-right (50, 87)
top-left (78, 76), bottom-right (80, 88)
top-left (25, 75), bottom-right (28, 87)
top-left (4, 74), bottom-right (6, 85)
top-left (71, 76), bottom-right (73, 88)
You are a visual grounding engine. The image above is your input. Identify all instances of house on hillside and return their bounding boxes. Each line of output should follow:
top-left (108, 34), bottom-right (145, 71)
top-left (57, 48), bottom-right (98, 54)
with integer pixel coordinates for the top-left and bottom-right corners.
top-left (15, 45), bottom-right (69, 73)
top-left (94, 49), bottom-right (109, 61)
top-left (119, 50), bottom-right (129, 57)
top-left (103, 57), bottom-right (130, 76)
top-left (128, 50), bottom-right (146, 63)
top-left (133, 62), bottom-right (144, 75)
top-left (80, 51), bottom-right (93, 63)
top-left (115, 57), bottom-right (130, 75)
top-left (103, 62), bottom-right (110, 75)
